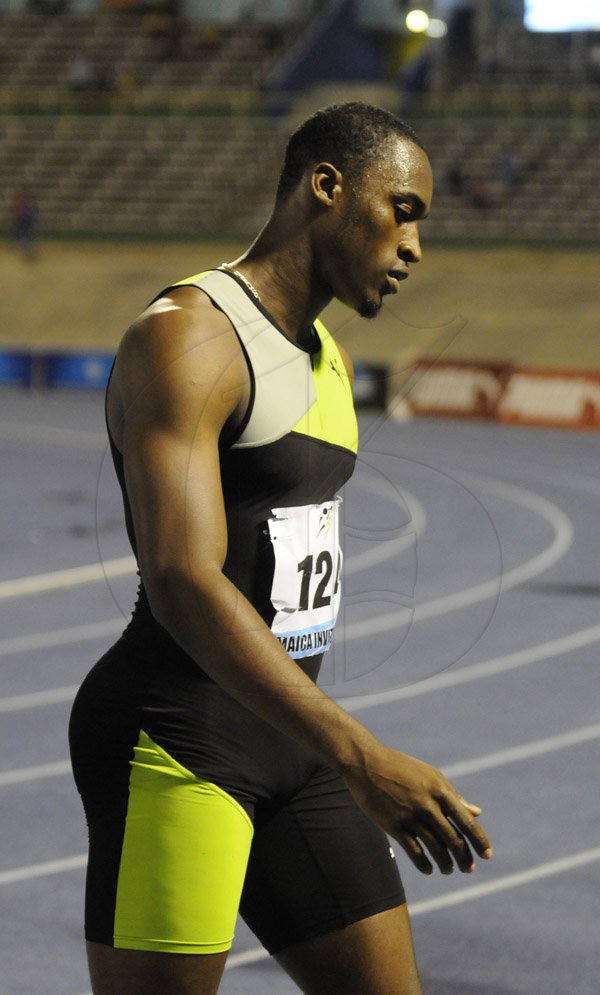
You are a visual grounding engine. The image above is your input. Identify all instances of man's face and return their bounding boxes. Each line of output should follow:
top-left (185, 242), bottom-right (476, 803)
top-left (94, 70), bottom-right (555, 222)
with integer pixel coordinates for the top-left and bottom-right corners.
top-left (326, 137), bottom-right (433, 319)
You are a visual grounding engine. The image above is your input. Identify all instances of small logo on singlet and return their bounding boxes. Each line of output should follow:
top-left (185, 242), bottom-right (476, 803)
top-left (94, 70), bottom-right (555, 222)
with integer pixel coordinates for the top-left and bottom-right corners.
top-left (316, 504), bottom-right (333, 538)
top-left (328, 357), bottom-right (345, 381)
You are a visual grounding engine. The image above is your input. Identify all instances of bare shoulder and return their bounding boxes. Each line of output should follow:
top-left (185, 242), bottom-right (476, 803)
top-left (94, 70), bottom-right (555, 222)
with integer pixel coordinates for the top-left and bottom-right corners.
top-left (108, 284), bottom-right (249, 447)
top-left (334, 340), bottom-right (354, 387)
top-left (116, 284), bottom-right (244, 400)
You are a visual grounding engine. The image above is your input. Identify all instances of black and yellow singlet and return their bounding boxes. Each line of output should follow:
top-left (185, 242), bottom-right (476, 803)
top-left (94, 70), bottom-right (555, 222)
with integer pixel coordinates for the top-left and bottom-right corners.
top-left (115, 266), bottom-right (359, 671)
top-left (69, 268), bottom-right (404, 958)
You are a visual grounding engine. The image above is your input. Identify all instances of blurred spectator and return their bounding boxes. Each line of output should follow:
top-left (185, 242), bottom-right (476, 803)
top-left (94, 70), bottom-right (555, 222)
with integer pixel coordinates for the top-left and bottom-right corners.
top-left (468, 176), bottom-right (493, 210)
top-left (589, 43), bottom-right (600, 84)
top-left (398, 52), bottom-right (432, 116)
top-left (495, 150), bottom-right (522, 191)
top-left (444, 161), bottom-right (467, 196)
top-left (196, 22), bottom-right (221, 54)
top-left (29, 0), bottom-right (68, 12)
top-left (143, 8), bottom-right (180, 59)
top-left (443, 2), bottom-right (477, 88)
top-left (9, 189), bottom-right (38, 262)
top-left (68, 53), bottom-right (96, 92)
top-left (68, 53), bottom-right (113, 93)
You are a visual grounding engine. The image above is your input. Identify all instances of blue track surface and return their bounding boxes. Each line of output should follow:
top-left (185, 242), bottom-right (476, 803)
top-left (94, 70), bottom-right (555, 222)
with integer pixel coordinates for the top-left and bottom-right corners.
top-left (1, 388), bottom-right (599, 994)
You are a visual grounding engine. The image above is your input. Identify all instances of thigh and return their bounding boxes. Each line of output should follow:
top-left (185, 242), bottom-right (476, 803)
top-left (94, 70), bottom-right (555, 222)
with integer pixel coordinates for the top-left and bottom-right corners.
top-left (87, 942), bottom-right (227, 995)
top-left (239, 763), bottom-right (406, 956)
top-left (79, 729), bottom-right (254, 958)
top-left (275, 905), bottom-right (422, 995)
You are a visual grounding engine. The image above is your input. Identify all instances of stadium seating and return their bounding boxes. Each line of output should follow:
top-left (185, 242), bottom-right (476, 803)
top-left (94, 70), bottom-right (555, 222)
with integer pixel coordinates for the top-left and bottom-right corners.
top-left (0, 12), bottom-right (597, 241)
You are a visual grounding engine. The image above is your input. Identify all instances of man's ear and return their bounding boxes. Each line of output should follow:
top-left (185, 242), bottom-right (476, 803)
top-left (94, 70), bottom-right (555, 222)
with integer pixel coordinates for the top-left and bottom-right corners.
top-left (311, 162), bottom-right (343, 207)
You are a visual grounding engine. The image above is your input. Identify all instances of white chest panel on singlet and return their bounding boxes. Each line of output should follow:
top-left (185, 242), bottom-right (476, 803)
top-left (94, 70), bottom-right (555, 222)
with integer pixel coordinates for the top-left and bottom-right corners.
top-left (194, 270), bottom-right (316, 449)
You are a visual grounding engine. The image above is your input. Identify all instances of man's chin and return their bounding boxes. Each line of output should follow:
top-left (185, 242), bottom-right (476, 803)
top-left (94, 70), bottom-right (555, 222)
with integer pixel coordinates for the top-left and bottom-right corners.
top-left (357, 296), bottom-right (382, 320)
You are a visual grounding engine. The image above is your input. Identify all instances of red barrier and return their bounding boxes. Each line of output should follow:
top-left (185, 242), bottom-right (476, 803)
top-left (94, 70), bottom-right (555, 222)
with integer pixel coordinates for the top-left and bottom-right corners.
top-left (403, 359), bottom-right (513, 420)
top-left (400, 361), bottom-right (600, 430)
top-left (497, 368), bottom-right (600, 429)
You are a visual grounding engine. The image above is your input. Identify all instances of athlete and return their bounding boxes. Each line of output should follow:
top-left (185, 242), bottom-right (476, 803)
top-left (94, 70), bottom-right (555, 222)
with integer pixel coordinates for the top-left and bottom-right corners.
top-left (69, 102), bottom-right (493, 995)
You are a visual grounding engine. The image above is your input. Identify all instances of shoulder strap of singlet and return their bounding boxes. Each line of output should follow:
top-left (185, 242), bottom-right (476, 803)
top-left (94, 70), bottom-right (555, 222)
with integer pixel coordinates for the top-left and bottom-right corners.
top-left (177, 269), bottom-right (317, 450)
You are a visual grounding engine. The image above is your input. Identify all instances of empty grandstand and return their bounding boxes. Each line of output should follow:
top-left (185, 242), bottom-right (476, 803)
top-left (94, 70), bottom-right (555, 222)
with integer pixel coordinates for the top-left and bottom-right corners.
top-left (0, 1), bottom-right (598, 240)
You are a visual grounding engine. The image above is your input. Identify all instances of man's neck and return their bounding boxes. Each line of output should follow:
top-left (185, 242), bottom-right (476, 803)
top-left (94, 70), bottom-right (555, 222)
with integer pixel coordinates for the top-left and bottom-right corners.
top-left (227, 217), bottom-right (332, 345)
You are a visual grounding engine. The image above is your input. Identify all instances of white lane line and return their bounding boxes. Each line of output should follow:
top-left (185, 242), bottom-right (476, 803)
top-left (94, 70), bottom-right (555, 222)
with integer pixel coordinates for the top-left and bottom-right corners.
top-left (0, 485), bottom-right (424, 600)
top-left (409, 846), bottom-right (600, 915)
top-left (227, 947), bottom-right (272, 969)
top-left (338, 621), bottom-right (600, 713)
top-left (52, 845), bottom-right (600, 983)
top-left (0, 686), bottom-right (79, 712)
top-left (460, 472), bottom-right (575, 591)
top-left (5, 720), bottom-right (600, 791)
top-left (0, 854), bottom-right (86, 886)
top-left (0, 618), bottom-right (124, 657)
top-left (0, 472), bottom-right (569, 631)
top-left (19, 844), bottom-right (600, 986)
top-left (342, 476), bottom-right (574, 639)
top-left (346, 532), bottom-right (416, 573)
top-left (415, 476), bottom-right (574, 620)
top-left (0, 761), bottom-right (72, 787)
top-left (0, 422), bottom-right (106, 450)
top-left (3, 618), bottom-right (600, 714)
top-left (0, 557), bottom-right (136, 600)
top-left (442, 722), bottom-right (600, 779)
top-left (224, 846), bottom-right (600, 970)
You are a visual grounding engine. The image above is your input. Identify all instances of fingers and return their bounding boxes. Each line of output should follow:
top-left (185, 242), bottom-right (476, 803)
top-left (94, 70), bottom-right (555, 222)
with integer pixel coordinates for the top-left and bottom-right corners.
top-left (397, 786), bottom-right (490, 875)
top-left (442, 792), bottom-right (493, 860)
top-left (417, 828), bottom-right (458, 875)
top-left (397, 824), bottom-right (475, 876)
top-left (397, 833), bottom-right (434, 876)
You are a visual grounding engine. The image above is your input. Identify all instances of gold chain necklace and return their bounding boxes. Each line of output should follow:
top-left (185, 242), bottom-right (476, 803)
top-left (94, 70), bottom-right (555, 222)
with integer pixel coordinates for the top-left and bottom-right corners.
top-left (219, 263), bottom-right (261, 303)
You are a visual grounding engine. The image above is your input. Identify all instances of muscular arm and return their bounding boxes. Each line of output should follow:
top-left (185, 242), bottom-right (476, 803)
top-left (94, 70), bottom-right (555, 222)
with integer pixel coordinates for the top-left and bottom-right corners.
top-left (110, 288), bottom-right (492, 876)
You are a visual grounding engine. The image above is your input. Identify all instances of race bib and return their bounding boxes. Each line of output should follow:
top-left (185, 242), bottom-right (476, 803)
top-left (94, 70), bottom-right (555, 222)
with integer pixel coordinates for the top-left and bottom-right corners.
top-left (267, 498), bottom-right (343, 659)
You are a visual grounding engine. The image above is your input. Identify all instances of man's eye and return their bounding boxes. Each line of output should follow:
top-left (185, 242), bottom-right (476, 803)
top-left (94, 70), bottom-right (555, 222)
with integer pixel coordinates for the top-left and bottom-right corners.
top-left (395, 205), bottom-right (412, 222)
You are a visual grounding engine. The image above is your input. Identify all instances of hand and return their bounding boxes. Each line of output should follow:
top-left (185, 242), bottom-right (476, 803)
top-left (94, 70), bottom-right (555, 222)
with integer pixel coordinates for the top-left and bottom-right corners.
top-left (343, 746), bottom-right (493, 875)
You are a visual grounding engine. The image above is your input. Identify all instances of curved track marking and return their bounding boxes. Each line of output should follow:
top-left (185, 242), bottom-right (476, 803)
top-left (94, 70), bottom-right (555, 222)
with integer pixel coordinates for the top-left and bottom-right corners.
top-left (341, 475), bottom-right (573, 639)
top-left (0, 473), bottom-right (571, 610)
top-left (338, 621), bottom-right (600, 712)
top-left (345, 479), bottom-right (426, 573)
top-left (0, 488), bottom-right (425, 599)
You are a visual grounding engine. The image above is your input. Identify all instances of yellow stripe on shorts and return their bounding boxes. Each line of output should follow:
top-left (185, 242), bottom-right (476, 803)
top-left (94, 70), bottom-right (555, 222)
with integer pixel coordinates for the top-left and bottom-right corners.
top-left (114, 730), bottom-right (254, 954)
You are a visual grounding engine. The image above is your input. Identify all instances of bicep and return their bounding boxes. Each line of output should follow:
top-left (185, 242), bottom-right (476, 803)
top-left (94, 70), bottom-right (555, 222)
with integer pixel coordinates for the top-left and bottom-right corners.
top-left (123, 421), bottom-right (228, 590)
top-left (115, 303), bottom-right (245, 595)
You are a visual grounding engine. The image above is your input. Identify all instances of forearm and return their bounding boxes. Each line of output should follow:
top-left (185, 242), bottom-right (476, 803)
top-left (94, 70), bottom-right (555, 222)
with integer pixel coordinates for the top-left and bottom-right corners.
top-left (148, 564), bottom-right (380, 773)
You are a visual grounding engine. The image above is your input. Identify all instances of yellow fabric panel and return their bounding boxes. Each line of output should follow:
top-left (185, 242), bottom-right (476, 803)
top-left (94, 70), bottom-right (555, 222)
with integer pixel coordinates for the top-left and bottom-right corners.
top-left (292, 319), bottom-right (358, 454)
top-left (173, 271), bottom-right (210, 286)
top-left (114, 730), bottom-right (253, 954)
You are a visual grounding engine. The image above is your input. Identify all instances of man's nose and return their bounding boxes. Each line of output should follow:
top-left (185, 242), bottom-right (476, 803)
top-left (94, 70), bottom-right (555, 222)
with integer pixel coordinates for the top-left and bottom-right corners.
top-left (399, 224), bottom-right (422, 264)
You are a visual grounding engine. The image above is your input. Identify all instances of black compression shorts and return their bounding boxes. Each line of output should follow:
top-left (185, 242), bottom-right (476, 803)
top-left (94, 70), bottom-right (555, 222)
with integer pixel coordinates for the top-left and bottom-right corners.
top-left (69, 634), bottom-right (405, 956)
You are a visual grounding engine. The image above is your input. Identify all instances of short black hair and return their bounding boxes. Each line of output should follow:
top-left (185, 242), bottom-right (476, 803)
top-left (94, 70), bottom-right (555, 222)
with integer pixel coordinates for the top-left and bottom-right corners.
top-left (276, 101), bottom-right (426, 202)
